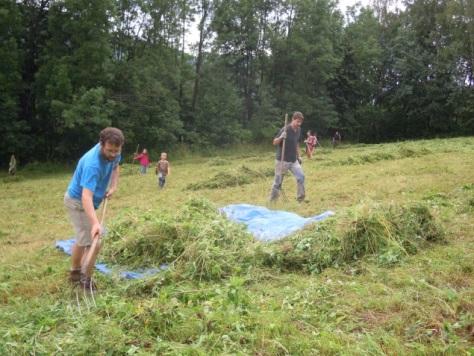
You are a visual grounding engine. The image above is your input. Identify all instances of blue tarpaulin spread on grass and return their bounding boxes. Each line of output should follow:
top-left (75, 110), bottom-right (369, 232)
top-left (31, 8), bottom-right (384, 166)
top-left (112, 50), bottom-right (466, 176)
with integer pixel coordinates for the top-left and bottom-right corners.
top-left (55, 239), bottom-right (168, 279)
top-left (220, 204), bottom-right (335, 242)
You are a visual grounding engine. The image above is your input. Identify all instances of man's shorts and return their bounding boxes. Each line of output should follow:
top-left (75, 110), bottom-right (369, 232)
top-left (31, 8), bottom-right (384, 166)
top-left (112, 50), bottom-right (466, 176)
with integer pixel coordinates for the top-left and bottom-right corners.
top-left (64, 192), bottom-right (92, 247)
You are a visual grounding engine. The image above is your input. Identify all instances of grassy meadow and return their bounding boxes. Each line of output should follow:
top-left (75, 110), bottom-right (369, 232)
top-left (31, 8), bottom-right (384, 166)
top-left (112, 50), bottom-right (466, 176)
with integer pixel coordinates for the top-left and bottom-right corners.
top-left (0, 137), bottom-right (473, 354)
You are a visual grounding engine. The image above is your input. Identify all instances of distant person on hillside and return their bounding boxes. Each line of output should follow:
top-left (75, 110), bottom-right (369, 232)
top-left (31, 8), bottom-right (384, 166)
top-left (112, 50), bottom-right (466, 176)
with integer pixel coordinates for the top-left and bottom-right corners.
top-left (133, 148), bottom-right (150, 174)
top-left (269, 111), bottom-right (306, 202)
top-left (332, 131), bottom-right (341, 148)
top-left (304, 130), bottom-right (317, 159)
top-left (156, 152), bottom-right (170, 189)
top-left (64, 127), bottom-right (124, 292)
top-left (8, 154), bottom-right (16, 175)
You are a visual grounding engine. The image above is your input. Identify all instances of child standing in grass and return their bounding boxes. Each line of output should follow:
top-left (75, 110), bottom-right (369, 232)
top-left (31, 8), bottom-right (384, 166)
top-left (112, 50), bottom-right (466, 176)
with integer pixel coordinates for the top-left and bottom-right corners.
top-left (133, 148), bottom-right (150, 174)
top-left (156, 152), bottom-right (170, 189)
top-left (304, 130), bottom-right (317, 159)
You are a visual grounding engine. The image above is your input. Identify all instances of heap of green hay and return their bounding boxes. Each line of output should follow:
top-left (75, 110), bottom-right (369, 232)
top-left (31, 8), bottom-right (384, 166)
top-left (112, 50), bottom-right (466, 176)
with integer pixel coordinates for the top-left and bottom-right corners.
top-left (259, 202), bottom-right (445, 272)
top-left (102, 199), bottom-right (257, 281)
top-left (102, 199), bottom-right (445, 281)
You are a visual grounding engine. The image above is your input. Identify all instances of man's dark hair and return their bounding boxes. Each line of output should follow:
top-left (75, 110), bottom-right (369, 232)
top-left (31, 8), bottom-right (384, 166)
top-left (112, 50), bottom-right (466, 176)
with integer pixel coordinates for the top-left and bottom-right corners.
top-left (292, 111), bottom-right (304, 121)
top-left (100, 127), bottom-right (124, 146)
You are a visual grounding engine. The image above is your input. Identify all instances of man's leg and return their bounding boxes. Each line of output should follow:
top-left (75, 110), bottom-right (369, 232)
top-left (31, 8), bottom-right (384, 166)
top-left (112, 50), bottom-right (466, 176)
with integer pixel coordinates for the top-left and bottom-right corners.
top-left (269, 160), bottom-right (288, 201)
top-left (289, 161), bottom-right (305, 201)
top-left (81, 239), bottom-right (101, 278)
top-left (64, 193), bottom-right (92, 283)
top-left (71, 244), bottom-right (86, 270)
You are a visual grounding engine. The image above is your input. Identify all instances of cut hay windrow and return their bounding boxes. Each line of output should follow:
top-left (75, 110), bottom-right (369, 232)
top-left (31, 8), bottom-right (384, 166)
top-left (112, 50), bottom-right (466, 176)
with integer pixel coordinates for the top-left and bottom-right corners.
top-left (323, 146), bottom-right (433, 167)
top-left (185, 165), bottom-right (273, 190)
top-left (102, 199), bottom-right (445, 282)
top-left (259, 202), bottom-right (445, 272)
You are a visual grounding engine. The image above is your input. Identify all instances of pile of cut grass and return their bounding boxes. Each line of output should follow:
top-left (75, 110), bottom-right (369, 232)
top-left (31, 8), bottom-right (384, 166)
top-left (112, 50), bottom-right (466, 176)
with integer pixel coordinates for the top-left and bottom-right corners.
top-left (259, 202), bottom-right (445, 273)
top-left (103, 198), bottom-right (444, 282)
top-left (186, 165), bottom-right (273, 190)
top-left (102, 199), bottom-right (258, 281)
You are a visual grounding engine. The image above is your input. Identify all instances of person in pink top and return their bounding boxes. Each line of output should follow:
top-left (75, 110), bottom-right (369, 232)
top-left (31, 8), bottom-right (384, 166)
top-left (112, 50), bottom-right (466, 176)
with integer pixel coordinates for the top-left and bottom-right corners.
top-left (304, 130), bottom-right (317, 159)
top-left (133, 148), bottom-right (150, 174)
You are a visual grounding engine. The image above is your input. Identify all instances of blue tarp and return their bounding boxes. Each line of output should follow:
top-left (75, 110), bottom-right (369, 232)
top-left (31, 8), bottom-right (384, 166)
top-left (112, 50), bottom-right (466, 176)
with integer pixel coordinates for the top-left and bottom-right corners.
top-left (55, 239), bottom-right (168, 279)
top-left (220, 204), bottom-right (335, 242)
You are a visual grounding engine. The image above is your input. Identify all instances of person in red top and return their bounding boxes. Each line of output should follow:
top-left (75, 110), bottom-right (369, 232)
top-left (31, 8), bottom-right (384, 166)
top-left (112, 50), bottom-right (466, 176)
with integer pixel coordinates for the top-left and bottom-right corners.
top-left (304, 130), bottom-right (317, 159)
top-left (133, 148), bottom-right (150, 174)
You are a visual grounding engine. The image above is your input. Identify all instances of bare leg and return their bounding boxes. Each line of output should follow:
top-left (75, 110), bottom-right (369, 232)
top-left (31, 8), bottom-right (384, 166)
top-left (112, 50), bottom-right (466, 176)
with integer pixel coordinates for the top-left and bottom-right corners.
top-left (71, 243), bottom-right (87, 270)
top-left (81, 240), bottom-right (101, 278)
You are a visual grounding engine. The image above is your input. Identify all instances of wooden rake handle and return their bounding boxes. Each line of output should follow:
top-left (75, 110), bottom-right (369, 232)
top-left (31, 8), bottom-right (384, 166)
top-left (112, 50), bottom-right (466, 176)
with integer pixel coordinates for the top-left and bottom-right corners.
top-left (280, 113), bottom-right (288, 171)
top-left (82, 198), bottom-right (108, 270)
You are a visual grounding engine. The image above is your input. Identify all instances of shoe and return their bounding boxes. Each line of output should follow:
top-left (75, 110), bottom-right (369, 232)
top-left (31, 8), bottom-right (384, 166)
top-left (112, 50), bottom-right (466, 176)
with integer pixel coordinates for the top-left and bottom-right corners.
top-left (69, 269), bottom-right (81, 284)
top-left (80, 276), bottom-right (98, 292)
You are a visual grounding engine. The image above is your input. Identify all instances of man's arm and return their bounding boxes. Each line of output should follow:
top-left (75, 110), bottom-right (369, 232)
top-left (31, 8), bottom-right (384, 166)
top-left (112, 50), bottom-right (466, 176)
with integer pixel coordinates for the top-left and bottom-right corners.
top-left (273, 128), bottom-right (286, 146)
top-left (106, 165), bottom-right (120, 198)
top-left (82, 188), bottom-right (101, 239)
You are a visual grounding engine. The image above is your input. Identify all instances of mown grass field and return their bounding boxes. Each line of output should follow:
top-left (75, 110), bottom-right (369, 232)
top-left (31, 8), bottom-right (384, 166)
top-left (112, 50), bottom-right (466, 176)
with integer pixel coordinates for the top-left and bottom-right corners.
top-left (0, 137), bottom-right (473, 355)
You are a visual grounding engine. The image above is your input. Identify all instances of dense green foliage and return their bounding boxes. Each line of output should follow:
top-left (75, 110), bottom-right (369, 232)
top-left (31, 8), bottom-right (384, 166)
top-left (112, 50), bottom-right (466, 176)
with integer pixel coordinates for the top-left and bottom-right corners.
top-left (1, 0), bottom-right (473, 163)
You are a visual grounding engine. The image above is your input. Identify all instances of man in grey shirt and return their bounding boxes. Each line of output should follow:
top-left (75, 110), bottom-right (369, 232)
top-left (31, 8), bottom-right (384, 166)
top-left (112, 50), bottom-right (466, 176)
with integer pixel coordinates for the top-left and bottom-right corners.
top-left (269, 111), bottom-right (305, 202)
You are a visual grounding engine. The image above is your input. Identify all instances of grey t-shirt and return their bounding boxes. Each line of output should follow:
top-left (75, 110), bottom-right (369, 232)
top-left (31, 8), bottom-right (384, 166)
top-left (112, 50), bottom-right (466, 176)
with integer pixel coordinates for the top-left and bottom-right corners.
top-left (275, 125), bottom-right (301, 163)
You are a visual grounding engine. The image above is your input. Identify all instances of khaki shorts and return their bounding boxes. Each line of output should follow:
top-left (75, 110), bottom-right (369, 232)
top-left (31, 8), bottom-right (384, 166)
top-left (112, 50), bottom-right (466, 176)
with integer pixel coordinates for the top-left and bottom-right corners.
top-left (64, 192), bottom-right (92, 247)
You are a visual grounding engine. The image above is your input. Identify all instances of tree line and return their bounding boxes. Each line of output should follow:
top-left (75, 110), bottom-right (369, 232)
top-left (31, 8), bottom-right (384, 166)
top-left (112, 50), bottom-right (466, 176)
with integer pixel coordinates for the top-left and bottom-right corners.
top-left (1, 0), bottom-right (473, 163)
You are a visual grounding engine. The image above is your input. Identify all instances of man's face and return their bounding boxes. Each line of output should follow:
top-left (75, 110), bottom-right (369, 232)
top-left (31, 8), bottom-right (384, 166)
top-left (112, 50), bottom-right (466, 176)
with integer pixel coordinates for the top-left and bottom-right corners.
top-left (292, 117), bottom-right (304, 128)
top-left (101, 142), bottom-right (122, 161)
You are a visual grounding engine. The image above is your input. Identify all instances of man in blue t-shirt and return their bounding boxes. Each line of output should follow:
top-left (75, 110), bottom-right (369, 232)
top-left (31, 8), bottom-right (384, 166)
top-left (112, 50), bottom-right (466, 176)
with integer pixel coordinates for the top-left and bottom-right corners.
top-left (64, 127), bottom-right (124, 291)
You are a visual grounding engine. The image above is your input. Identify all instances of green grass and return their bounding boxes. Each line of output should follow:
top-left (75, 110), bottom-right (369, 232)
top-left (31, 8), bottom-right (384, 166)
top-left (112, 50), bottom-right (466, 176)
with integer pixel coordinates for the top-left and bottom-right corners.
top-left (0, 137), bottom-right (473, 354)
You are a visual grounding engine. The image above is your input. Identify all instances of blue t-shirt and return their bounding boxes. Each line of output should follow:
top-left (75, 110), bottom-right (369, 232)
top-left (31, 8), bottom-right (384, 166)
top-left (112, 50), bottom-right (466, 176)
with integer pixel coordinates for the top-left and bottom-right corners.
top-left (67, 143), bottom-right (121, 209)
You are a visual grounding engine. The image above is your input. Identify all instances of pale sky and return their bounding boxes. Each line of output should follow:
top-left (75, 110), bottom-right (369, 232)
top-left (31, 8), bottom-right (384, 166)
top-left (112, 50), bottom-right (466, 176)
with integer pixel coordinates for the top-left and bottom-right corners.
top-left (337, 0), bottom-right (371, 12)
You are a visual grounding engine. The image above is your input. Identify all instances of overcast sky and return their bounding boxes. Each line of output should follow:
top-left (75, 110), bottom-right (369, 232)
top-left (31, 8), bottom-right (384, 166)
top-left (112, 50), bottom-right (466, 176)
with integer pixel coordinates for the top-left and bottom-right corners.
top-left (337, 0), bottom-right (371, 12)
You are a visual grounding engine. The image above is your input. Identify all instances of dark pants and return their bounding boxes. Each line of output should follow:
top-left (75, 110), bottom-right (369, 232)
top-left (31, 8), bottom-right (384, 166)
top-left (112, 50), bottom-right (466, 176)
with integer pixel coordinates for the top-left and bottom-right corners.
top-left (158, 174), bottom-right (166, 188)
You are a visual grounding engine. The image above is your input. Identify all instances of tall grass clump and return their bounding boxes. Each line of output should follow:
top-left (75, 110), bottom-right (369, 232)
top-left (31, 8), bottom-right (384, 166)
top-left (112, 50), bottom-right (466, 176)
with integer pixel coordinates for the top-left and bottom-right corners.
top-left (101, 199), bottom-right (257, 281)
top-left (260, 202), bottom-right (445, 272)
top-left (341, 203), bottom-right (444, 265)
